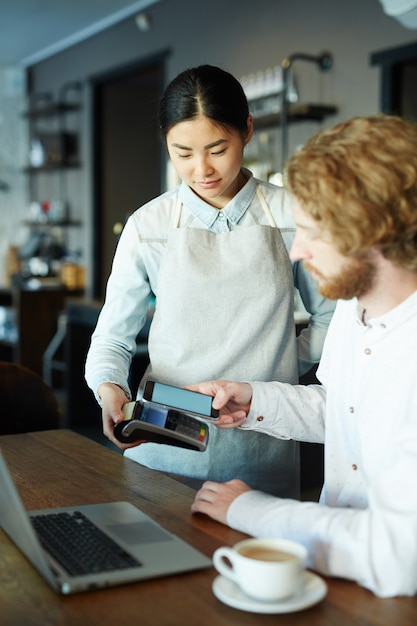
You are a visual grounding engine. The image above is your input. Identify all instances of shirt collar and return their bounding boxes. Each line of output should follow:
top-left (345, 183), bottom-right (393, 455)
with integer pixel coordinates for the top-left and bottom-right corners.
top-left (179, 168), bottom-right (257, 229)
top-left (354, 288), bottom-right (417, 329)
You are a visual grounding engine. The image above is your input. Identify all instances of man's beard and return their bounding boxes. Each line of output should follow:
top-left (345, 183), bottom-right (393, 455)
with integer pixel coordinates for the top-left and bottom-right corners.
top-left (304, 256), bottom-right (376, 301)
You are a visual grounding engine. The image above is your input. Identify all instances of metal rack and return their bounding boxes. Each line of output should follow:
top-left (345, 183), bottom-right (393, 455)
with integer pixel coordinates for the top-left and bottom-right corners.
top-left (280, 51), bottom-right (334, 170)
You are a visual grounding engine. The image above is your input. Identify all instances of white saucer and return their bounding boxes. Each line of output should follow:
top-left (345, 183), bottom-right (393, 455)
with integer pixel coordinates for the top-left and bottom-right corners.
top-left (212, 571), bottom-right (327, 614)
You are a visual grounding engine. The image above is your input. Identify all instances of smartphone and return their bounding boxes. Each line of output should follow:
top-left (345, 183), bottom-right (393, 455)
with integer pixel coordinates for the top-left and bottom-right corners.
top-left (113, 401), bottom-right (209, 451)
top-left (142, 380), bottom-right (219, 420)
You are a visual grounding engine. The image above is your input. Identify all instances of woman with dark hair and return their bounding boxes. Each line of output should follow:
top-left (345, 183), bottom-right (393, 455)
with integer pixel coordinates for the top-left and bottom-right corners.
top-left (85, 65), bottom-right (334, 497)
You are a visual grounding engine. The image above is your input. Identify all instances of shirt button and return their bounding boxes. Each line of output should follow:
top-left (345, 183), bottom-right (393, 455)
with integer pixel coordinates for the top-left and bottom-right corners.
top-left (364, 348), bottom-right (371, 355)
top-left (257, 416), bottom-right (264, 422)
top-left (352, 464), bottom-right (358, 471)
top-left (218, 212), bottom-right (225, 219)
top-left (349, 406), bottom-right (355, 413)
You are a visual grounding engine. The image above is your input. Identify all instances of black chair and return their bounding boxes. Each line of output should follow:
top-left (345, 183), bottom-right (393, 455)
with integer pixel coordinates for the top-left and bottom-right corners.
top-left (0, 361), bottom-right (61, 434)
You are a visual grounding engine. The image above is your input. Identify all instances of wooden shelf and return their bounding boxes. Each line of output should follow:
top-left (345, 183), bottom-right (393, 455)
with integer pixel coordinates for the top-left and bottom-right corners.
top-left (22, 102), bottom-right (81, 118)
top-left (24, 83), bottom-right (82, 174)
top-left (254, 103), bottom-right (338, 130)
top-left (24, 220), bottom-right (82, 228)
top-left (24, 161), bottom-right (81, 173)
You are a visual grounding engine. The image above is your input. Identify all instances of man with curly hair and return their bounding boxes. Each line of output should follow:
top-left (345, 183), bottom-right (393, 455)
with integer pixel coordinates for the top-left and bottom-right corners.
top-left (190, 115), bottom-right (417, 598)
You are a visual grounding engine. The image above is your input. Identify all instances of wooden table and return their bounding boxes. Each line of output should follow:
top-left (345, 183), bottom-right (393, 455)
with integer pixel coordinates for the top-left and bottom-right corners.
top-left (0, 430), bottom-right (415, 625)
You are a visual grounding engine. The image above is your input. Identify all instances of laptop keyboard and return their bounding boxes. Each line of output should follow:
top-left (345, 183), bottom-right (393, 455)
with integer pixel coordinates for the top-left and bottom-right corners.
top-left (31, 510), bottom-right (141, 576)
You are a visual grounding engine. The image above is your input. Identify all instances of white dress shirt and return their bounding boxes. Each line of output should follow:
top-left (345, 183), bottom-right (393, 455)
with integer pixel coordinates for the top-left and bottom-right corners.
top-left (230, 292), bottom-right (417, 597)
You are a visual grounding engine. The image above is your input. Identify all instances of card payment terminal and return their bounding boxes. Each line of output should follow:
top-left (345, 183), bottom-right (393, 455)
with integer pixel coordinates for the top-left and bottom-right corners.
top-left (114, 401), bottom-right (209, 451)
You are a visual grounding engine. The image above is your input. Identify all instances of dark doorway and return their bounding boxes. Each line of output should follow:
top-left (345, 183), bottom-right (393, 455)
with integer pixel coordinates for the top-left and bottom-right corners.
top-left (91, 55), bottom-right (166, 299)
top-left (371, 41), bottom-right (417, 121)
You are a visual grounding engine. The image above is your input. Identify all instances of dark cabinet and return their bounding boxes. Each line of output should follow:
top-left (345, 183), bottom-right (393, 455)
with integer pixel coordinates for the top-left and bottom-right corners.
top-left (0, 287), bottom-right (65, 377)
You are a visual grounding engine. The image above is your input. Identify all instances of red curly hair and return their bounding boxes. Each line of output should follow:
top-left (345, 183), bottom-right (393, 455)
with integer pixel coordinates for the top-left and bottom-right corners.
top-left (286, 114), bottom-right (417, 271)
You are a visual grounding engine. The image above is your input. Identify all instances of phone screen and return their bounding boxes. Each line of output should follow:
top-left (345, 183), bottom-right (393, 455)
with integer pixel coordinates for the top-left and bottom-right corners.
top-left (147, 381), bottom-right (216, 417)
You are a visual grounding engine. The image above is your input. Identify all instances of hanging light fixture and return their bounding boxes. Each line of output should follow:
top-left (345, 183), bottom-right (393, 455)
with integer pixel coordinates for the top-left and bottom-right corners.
top-left (280, 51), bottom-right (333, 171)
top-left (379, 0), bottom-right (417, 29)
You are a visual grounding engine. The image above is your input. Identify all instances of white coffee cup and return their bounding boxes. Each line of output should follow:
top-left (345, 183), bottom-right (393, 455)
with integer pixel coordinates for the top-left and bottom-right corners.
top-left (213, 538), bottom-right (307, 602)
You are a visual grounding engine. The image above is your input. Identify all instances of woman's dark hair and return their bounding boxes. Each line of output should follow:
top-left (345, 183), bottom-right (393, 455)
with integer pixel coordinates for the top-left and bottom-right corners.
top-left (158, 65), bottom-right (249, 138)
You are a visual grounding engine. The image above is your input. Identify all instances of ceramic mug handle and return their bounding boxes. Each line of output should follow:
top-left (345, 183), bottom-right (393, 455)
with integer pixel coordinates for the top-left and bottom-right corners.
top-left (213, 547), bottom-right (238, 583)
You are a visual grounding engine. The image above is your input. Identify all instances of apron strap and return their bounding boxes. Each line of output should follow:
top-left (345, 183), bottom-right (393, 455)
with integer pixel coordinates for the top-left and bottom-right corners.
top-left (172, 194), bottom-right (182, 229)
top-left (256, 186), bottom-right (278, 228)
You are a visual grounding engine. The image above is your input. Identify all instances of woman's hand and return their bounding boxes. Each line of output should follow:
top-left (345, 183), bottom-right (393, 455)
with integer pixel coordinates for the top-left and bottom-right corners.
top-left (97, 382), bottom-right (142, 449)
top-left (185, 380), bottom-right (253, 428)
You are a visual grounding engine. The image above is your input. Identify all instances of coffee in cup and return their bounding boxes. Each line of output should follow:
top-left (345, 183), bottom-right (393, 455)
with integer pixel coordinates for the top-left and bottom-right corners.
top-left (213, 538), bottom-right (307, 602)
top-left (238, 545), bottom-right (299, 562)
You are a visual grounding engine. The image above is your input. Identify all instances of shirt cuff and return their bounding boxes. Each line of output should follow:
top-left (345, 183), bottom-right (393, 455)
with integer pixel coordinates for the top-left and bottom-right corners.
top-left (226, 489), bottom-right (287, 537)
top-left (92, 374), bottom-right (132, 405)
top-left (239, 381), bottom-right (282, 430)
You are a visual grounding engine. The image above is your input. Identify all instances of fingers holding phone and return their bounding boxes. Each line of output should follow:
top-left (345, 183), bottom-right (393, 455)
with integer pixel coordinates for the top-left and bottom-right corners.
top-left (142, 380), bottom-right (220, 420)
top-left (184, 380), bottom-right (252, 428)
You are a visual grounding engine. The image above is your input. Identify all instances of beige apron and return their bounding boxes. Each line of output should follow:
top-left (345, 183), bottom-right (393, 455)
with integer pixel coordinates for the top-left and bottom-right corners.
top-left (127, 187), bottom-right (300, 497)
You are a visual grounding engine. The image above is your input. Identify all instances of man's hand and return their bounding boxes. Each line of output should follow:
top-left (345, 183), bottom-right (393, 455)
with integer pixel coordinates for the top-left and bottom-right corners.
top-left (185, 380), bottom-right (253, 428)
top-left (191, 479), bottom-right (252, 525)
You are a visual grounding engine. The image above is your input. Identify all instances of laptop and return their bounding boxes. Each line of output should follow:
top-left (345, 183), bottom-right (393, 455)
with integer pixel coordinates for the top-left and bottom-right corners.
top-left (0, 448), bottom-right (211, 594)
